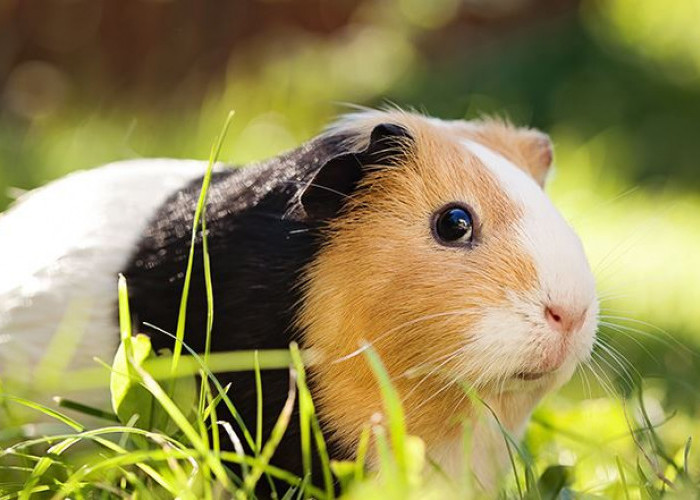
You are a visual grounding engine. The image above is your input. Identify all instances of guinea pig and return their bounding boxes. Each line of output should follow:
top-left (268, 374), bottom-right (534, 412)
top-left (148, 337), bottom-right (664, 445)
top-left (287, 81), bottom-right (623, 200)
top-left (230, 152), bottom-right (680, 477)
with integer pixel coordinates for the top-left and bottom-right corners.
top-left (0, 109), bottom-right (598, 491)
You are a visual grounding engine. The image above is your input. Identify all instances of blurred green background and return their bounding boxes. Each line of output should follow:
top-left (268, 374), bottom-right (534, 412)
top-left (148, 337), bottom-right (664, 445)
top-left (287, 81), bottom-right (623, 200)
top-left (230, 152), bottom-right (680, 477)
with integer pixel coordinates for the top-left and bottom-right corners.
top-left (1, 0), bottom-right (699, 492)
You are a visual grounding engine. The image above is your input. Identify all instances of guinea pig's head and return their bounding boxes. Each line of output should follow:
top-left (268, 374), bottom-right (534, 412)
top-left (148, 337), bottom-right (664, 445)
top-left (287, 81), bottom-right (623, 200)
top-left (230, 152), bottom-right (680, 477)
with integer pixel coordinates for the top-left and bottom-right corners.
top-left (296, 110), bottom-right (598, 441)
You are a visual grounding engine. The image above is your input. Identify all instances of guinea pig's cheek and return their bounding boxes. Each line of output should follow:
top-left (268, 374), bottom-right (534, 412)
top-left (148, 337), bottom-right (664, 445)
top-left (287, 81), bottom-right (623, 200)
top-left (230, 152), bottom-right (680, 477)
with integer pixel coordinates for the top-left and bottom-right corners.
top-left (458, 306), bottom-right (535, 384)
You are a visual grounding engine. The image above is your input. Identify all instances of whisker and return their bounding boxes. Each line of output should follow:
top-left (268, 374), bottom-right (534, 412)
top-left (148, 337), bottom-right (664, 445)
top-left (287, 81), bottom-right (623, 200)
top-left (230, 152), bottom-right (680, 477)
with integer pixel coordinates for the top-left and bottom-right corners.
top-left (335, 308), bottom-right (482, 363)
top-left (598, 322), bottom-right (659, 364)
top-left (590, 349), bottom-right (627, 389)
top-left (401, 345), bottom-right (469, 380)
top-left (591, 343), bottom-right (635, 391)
top-left (598, 305), bottom-right (639, 316)
top-left (412, 377), bottom-right (461, 413)
top-left (568, 185), bottom-right (640, 226)
top-left (585, 357), bottom-right (620, 399)
top-left (576, 365), bottom-right (592, 400)
top-left (593, 236), bottom-right (641, 282)
top-left (596, 288), bottom-right (633, 301)
top-left (280, 180), bottom-right (353, 200)
top-left (600, 316), bottom-right (695, 357)
top-left (595, 336), bottom-right (640, 378)
top-left (401, 345), bottom-right (473, 399)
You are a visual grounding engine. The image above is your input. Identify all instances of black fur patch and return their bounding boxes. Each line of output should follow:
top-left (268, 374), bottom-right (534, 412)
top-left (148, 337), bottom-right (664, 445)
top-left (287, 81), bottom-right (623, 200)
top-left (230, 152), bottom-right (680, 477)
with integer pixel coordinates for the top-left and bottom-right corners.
top-left (121, 135), bottom-right (355, 492)
top-left (120, 125), bottom-right (413, 494)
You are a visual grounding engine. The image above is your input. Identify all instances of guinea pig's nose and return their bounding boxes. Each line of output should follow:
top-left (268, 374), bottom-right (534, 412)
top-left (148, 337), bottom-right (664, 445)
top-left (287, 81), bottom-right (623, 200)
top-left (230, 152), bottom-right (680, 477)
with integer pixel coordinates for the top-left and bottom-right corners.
top-left (545, 304), bottom-right (586, 336)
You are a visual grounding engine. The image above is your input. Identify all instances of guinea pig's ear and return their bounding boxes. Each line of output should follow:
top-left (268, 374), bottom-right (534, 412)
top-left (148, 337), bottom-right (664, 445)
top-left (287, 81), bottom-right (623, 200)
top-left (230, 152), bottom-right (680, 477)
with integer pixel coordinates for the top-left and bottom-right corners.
top-left (517, 129), bottom-right (554, 187)
top-left (467, 121), bottom-right (554, 187)
top-left (300, 123), bottom-right (412, 220)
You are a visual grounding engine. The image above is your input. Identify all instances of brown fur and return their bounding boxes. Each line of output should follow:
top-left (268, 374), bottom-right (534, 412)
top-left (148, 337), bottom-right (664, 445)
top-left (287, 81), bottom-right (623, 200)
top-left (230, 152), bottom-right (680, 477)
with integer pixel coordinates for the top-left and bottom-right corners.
top-left (447, 118), bottom-right (553, 186)
top-left (297, 111), bottom-right (548, 458)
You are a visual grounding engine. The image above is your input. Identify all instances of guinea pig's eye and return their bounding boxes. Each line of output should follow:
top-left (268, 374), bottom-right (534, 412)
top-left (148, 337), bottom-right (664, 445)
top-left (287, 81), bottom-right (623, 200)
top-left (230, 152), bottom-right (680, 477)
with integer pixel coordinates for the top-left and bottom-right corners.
top-left (433, 204), bottom-right (475, 246)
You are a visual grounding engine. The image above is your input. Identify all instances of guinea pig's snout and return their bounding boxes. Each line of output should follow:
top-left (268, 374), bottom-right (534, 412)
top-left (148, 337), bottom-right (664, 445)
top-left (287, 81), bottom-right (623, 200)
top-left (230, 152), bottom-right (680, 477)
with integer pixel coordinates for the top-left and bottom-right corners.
top-left (544, 304), bottom-right (587, 337)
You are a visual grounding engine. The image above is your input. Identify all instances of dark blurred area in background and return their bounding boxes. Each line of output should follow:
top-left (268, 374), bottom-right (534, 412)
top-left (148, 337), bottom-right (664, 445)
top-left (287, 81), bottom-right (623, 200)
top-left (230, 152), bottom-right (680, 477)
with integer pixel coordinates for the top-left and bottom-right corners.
top-left (1, 0), bottom-right (575, 108)
top-left (1, 0), bottom-right (700, 406)
top-left (1, 0), bottom-right (699, 196)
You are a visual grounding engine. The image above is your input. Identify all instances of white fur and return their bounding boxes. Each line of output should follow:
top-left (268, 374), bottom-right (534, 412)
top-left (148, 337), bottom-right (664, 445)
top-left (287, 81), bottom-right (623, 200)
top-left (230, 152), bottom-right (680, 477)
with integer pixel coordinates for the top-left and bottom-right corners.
top-left (0, 159), bottom-right (207, 390)
top-left (463, 139), bottom-right (596, 307)
top-left (462, 139), bottom-right (598, 379)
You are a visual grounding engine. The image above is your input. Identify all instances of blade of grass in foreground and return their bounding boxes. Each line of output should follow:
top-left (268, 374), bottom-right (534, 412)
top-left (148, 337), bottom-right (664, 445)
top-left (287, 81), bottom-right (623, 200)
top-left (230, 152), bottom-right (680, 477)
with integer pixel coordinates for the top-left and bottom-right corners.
top-left (5, 426), bottom-right (189, 455)
top-left (354, 425), bottom-right (371, 482)
top-left (459, 384), bottom-right (527, 500)
top-left (255, 350), bottom-right (263, 454)
top-left (201, 378), bottom-right (221, 456)
top-left (59, 348), bottom-right (298, 391)
top-left (616, 455), bottom-right (632, 500)
top-left (290, 342), bottom-right (334, 499)
top-left (53, 397), bottom-right (118, 422)
top-left (197, 145), bottom-right (217, 416)
top-left (117, 273), bottom-right (134, 373)
top-left (172, 110), bottom-right (235, 374)
top-left (241, 367), bottom-right (297, 498)
top-left (362, 344), bottom-right (407, 480)
top-left (218, 452), bottom-right (325, 499)
top-left (142, 324), bottom-right (258, 453)
top-left (55, 448), bottom-right (192, 500)
top-left (9, 426), bottom-right (187, 498)
top-left (132, 362), bottom-right (233, 490)
top-left (0, 395), bottom-right (83, 432)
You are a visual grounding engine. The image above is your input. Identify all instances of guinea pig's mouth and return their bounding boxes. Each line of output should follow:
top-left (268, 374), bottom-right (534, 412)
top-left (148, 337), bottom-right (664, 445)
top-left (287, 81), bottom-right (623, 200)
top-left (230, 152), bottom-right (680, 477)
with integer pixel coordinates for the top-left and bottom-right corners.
top-left (513, 371), bottom-right (550, 381)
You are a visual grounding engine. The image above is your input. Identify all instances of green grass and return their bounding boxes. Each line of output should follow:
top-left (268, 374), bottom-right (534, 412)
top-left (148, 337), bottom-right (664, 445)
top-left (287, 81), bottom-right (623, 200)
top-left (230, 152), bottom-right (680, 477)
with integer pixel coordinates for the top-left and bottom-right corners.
top-left (2, 116), bottom-right (700, 500)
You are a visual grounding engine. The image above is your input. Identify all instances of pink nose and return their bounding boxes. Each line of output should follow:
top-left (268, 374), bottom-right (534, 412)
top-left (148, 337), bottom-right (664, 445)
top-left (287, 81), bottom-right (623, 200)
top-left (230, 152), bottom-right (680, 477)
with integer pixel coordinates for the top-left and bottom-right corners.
top-left (545, 305), bottom-right (586, 336)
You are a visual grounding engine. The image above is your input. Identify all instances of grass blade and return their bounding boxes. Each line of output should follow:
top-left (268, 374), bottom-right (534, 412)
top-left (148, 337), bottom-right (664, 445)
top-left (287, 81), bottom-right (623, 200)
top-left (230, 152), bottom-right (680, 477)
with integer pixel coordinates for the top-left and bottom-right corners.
top-left (362, 344), bottom-right (407, 480)
top-left (242, 367), bottom-right (297, 497)
top-left (172, 110), bottom-right (235, 374)
top-left (0, 395), bottom-right (83, 432)
top-left (53, 398), bottom-right (118, 422)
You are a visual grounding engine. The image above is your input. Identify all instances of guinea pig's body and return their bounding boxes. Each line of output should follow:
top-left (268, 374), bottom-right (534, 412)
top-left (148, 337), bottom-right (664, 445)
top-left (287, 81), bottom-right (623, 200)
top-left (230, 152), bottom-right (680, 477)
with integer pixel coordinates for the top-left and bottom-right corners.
top-left (121, 136), bottom-right (350, 477)
top-left (0, 161), bottom-right (205, 375)
top-left (0, 110), bottom-right (598, 490)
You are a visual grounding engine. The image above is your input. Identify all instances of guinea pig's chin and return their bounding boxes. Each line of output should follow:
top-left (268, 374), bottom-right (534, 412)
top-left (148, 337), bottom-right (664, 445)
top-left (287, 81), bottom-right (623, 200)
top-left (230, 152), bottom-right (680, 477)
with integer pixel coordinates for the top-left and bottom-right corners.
top-left (518, 323), bottom-right (597, 391)
top-left (515, 321), bottom-right (597, 387)
top-left (495, 359), bottom-right (579, 393)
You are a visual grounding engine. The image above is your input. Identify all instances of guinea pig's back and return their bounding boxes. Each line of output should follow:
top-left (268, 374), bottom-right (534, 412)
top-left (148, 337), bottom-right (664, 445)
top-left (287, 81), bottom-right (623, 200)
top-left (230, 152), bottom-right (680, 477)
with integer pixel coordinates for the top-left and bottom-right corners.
top-left (122, 157), bottom-right (318, 355)
top-left (0, 159), bottom-right (206, 383)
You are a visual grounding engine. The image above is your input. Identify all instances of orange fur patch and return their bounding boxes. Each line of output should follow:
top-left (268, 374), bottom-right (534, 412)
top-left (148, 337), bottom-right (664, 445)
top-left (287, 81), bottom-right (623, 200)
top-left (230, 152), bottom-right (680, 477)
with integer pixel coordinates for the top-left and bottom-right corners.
top-left (448, 118), bottom-right (553, 186)
top-left (297, 111), bottom-right (542, 457)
